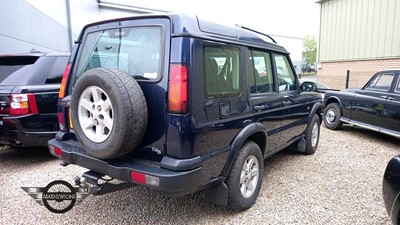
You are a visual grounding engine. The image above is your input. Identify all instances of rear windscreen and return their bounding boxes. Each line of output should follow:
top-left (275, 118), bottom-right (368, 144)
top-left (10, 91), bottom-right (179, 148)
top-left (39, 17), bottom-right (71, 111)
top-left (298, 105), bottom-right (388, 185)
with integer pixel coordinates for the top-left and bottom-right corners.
top-left (0, 56), bottom-right (39, 82)
top-left (76, 26), bottom-right (163, 81)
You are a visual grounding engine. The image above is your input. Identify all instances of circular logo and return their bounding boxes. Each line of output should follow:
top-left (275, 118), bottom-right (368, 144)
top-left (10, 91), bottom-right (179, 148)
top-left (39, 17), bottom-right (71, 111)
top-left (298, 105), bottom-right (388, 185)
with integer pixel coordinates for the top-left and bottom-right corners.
top-left (42, 180), bottom-right (77, 214)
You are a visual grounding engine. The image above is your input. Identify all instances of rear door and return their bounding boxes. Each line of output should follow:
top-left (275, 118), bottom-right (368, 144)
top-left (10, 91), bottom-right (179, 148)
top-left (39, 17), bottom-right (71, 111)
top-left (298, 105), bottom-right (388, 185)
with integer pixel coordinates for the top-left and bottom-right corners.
top-left (351, 72), bottom-right (395, 128)
top-left (191, 42), bottom-right (251, 158)
top-left (248, 49), bottom-right (282, 152)
top-left (381, 73), bottom-right (400, 135)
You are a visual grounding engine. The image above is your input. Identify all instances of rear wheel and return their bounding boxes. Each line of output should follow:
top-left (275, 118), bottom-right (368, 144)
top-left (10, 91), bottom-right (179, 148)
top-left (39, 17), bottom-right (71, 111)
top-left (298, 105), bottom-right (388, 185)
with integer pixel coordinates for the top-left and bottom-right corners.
top-left (324, 103), bottom-right (343, 130)
top-left (71, 68), bottom-right (147, 159)
top-left (226, 141), bottom-right (263, 211)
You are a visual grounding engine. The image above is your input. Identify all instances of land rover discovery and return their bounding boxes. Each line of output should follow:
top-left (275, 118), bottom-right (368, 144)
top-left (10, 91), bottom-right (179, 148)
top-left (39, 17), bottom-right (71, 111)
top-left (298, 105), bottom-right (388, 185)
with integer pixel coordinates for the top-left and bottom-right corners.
top-left (48, 13), bottom-right (322, 211)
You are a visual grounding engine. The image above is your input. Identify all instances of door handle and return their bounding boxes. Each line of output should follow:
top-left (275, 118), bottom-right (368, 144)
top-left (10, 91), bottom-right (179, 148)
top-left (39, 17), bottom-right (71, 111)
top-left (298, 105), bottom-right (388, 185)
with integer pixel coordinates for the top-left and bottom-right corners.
top-left (210, 124), bottom-right (224, 128)
top-left (381, 96), bottom-right (395, 100)
top-left (282, 96), bottom-right (292, 105)
top-left (242, 119), bottom-right (252, 126)
top-left (254, 105), bottom-right (266, 111)
top-left (283, 100), bottom-right (292, 105)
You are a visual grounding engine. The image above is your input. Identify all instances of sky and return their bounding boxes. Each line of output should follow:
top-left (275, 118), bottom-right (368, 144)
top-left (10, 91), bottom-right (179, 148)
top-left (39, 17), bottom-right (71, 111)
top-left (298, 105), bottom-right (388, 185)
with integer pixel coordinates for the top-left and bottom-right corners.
top-left (113, 0), bottom-right (321, 39)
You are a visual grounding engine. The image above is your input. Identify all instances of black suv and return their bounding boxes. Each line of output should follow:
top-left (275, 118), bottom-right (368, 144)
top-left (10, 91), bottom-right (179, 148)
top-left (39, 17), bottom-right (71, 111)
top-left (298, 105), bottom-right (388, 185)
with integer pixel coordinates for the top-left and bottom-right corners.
top-left (0, 51), bottom-right (69, 147)
top-left (48, 14), bottom-right (322, 210)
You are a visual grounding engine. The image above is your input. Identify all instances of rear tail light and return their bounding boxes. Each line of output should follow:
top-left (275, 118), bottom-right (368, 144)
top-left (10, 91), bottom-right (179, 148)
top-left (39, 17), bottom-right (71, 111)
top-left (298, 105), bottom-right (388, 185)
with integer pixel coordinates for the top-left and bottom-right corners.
top-left (10, 94), bottom-right (38, 115)
top-left (168, 64), bottom-right (189, 114)
top-left (58, 63), bottom-right (71, 131)
top-left (59, 63), bottom-right (71, 99)
top-left (130, 171), bottom-right (159, 186)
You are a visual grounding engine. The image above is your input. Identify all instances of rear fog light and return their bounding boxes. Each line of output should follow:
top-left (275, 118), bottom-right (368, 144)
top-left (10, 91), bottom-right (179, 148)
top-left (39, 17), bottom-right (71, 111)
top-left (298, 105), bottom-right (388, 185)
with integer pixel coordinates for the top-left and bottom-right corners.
top-left (130, 171), bottom-right (159, 186)
top-left (49, 145), bottom-right (62, 158)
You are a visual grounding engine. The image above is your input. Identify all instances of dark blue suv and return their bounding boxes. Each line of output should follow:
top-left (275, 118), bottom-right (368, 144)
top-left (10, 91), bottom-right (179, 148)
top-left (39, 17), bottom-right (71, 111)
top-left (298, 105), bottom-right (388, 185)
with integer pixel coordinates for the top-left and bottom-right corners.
top-left (48, 13), bottom-right (323, 211)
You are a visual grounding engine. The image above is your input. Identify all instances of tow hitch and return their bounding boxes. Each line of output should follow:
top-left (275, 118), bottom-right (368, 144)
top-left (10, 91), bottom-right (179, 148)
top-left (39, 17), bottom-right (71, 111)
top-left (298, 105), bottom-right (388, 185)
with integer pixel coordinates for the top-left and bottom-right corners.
top-left (74, 171), bottom-right (136, 195)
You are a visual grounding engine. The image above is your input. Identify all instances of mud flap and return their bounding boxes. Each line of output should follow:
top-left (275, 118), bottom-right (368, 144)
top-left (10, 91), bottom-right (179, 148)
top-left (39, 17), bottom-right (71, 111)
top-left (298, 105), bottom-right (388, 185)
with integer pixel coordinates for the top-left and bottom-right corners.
top-left (201, 182), bottom-right (228, 207)
top-left (296, 137), bottom-right (306, 153)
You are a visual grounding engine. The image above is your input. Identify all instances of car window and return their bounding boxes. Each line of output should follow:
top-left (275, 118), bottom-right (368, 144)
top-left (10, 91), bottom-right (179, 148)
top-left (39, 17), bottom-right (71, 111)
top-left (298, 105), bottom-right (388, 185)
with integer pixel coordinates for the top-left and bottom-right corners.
top-left (204, 45), bottom-right (240, 97)
top-left (76, 26), bottom-right (163, 81)
top-left (248, 50), bottom-right (274, 94)
top-left (0, 56), bottom-right (39, 83)
top-left (274, 54), bottom-right (296, 92)
top-left (396, 76), bottom-right (400, 93)
top-left (45, 56), bottom-right (69, 84)
top-left (365, 73), bottom-right (394, 91)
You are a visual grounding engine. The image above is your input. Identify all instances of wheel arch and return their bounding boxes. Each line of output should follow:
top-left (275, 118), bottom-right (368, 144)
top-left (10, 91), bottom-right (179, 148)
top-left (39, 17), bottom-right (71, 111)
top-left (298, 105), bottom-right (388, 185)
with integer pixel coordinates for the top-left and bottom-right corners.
top-left (309, 101), bottom-right (323, 124)
top-left (324, 96), bottom-right (343, 118)
top-left (324, 96), bottom-right (342, 110)
top-left (220, 122), bottom-right (266, 178)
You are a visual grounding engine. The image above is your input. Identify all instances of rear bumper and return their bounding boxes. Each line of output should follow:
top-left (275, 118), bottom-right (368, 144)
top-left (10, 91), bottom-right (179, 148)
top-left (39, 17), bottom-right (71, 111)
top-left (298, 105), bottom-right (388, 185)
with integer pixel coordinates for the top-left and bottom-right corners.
top-left (48, 138), bottom-right (202, 197)
top-left (0, 113), bottom-right (58, 147)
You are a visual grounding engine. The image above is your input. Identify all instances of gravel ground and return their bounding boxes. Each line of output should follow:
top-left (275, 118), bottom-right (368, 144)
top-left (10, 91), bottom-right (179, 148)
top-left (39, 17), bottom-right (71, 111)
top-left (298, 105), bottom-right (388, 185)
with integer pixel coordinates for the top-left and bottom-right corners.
top-left (0, 125), bottom-right (399, 225)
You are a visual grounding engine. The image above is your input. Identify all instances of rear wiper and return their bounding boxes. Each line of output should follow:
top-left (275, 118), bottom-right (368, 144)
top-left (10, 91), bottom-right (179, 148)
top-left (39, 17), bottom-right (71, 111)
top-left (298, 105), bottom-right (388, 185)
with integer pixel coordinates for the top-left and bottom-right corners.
top-left (132, 75), bottom-right (150, 80)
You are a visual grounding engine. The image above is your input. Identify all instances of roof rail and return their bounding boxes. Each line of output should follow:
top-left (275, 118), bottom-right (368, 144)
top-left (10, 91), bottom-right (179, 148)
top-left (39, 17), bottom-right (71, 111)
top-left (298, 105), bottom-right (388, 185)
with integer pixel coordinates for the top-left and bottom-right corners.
top-left (237, 25), bottom-right (277, 44)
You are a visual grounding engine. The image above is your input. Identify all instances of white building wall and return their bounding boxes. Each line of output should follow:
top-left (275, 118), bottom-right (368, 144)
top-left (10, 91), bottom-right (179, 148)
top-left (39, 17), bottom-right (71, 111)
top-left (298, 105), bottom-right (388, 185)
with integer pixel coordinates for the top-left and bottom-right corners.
top-left (0, 0), bottom-right (138, 54)
top-left (0, 0), bottom-right (70, 53)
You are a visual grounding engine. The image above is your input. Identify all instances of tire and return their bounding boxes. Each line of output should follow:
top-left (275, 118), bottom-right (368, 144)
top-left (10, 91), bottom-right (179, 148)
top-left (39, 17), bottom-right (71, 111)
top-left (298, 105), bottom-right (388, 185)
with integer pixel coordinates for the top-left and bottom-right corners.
top-left (71, 68), bottom-right (147, 159)
top-left (304, 114), bottom-right (320, 155)
top-left (323, 103), bottom-right (343, 130)
top-left (226, 141), bottom-right (263, 211)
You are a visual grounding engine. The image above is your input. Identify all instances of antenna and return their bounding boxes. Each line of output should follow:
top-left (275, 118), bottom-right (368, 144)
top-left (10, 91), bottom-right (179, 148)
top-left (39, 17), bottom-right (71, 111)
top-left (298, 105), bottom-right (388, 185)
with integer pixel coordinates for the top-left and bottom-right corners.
top-left (238, 25), bottom-right (277, 44)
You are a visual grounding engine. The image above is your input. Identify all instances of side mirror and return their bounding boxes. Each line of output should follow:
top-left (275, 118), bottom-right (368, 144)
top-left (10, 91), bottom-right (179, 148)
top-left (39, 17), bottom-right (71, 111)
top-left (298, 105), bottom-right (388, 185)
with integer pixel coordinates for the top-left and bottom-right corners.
top-left (301, 81), bottom-right (318, 92)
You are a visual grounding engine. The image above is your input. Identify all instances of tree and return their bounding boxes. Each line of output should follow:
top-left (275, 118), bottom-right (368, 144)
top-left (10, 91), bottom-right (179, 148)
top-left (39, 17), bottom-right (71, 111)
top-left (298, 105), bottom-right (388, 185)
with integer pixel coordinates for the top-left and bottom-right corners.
top-left (302, 35), bottom-right (317, 66)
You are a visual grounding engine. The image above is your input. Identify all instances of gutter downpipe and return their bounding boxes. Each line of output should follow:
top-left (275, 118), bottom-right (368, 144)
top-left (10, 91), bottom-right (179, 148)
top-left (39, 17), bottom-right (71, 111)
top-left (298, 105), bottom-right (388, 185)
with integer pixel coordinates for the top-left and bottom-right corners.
top-left (65, 0), bottom-right (73, 51)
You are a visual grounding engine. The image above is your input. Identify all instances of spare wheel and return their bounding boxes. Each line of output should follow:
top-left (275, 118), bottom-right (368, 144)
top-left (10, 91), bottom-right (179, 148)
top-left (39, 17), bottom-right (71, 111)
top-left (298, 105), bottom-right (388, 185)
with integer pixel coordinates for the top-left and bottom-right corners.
top-left (71, 68), bottom-right (147, 159)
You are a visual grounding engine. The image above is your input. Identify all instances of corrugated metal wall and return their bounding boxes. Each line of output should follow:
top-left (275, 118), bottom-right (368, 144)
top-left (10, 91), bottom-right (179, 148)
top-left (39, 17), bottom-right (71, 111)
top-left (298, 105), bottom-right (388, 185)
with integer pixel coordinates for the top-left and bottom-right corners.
top-left (318, 0), bottom-right (400, 62)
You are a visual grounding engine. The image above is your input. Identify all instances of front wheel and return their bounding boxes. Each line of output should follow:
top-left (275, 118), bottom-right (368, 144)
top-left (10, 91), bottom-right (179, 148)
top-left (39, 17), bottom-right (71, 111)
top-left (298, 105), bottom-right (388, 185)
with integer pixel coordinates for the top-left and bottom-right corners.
top-left (323, 103), bottom-right (343, 130)
top-left (226, 141), bottom-right (263, 211)
top-left (304, 114), bottom-right (320, 155)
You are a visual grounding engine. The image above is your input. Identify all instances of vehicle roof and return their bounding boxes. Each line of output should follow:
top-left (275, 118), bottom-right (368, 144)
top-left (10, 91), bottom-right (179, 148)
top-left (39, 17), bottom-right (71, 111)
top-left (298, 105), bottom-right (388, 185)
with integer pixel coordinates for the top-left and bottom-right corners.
top-left (78, 13), bottom-right (289, 54)
top-left (382, 68), bottom-right (400, 72)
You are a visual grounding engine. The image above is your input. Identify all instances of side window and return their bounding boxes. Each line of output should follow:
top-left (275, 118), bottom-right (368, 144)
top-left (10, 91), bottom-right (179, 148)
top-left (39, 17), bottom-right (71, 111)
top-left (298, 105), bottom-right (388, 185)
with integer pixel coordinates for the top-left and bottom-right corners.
top-left (45, 56), bottom-right (69, 84)
top-left (204, 45), bottom-right (240, 97)
top-left (248, 50), bottom-right (274, 94)
top-left (365, 73), bottom-right (393, 91)
top-left (274, 54), bottom-right (296, 92)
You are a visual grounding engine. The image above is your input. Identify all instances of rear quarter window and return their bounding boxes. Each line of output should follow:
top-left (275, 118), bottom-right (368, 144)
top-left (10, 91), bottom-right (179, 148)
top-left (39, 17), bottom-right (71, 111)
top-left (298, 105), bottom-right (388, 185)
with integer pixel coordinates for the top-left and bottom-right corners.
top-left (365, 73), bottom-right (394, 91)
top-left (75, 26), bottom-right (163, 81)
top-left (45, 56), bottom-right (69, 84)
top-left (203, 45), bottom-right (241, 97)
